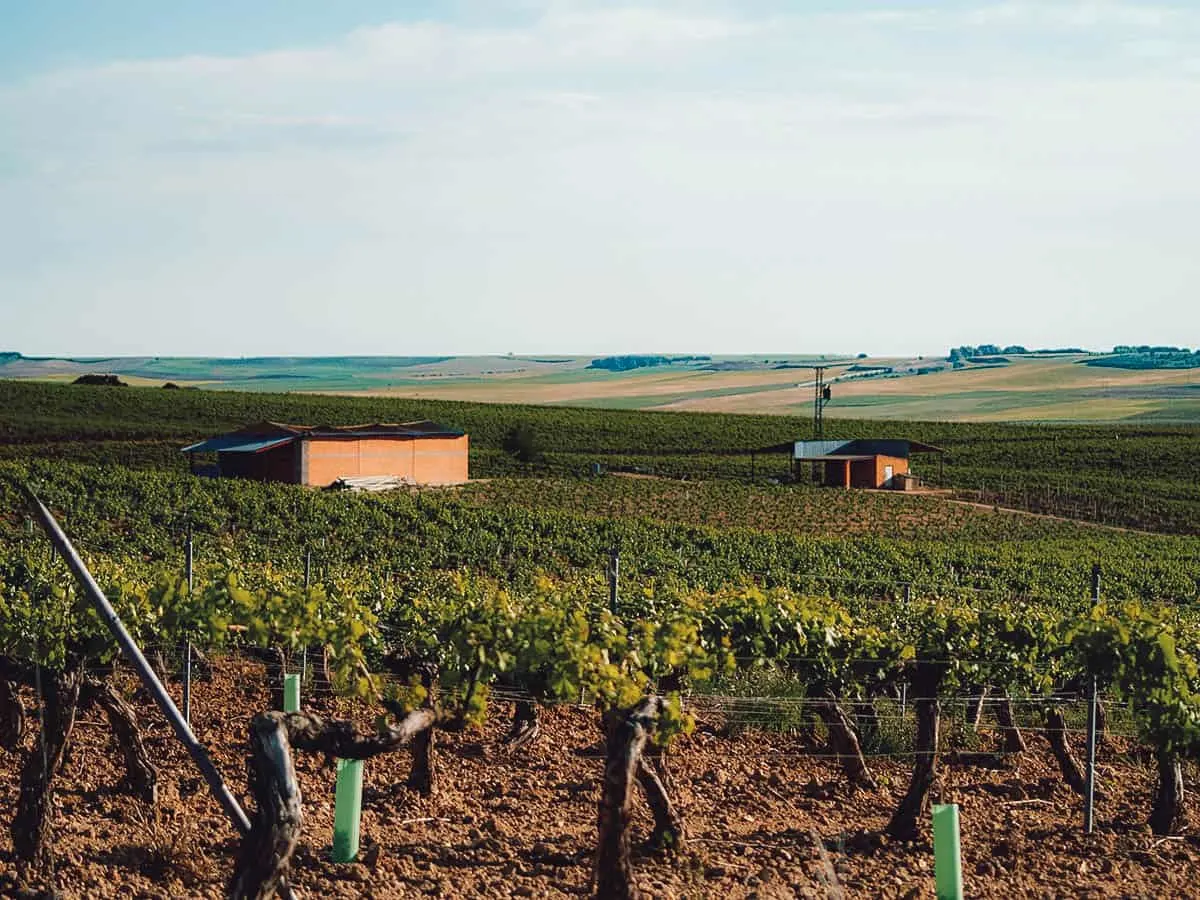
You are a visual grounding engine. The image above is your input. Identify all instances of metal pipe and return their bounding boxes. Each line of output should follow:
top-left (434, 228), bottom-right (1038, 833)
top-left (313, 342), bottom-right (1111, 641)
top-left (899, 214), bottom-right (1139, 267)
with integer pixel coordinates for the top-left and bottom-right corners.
top-left (21, 484), bottom-right (252, 836)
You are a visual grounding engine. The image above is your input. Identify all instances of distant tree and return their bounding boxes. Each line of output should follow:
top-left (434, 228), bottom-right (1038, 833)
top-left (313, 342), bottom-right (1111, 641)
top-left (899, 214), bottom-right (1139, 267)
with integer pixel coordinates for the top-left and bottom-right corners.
top-left (72, 374), bottom-right (127, 386)
top-left (502, 424), bottom-right (543, 464)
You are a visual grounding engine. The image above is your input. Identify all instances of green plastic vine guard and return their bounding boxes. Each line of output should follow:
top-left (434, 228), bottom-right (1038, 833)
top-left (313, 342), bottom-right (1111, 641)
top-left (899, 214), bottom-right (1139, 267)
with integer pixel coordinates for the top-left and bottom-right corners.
top-left (283, 673), bottom-right (300, 713)
top-left (332, 758), bottom-right (364, 863)
top-left (932, 804), bottom-right (963, 900)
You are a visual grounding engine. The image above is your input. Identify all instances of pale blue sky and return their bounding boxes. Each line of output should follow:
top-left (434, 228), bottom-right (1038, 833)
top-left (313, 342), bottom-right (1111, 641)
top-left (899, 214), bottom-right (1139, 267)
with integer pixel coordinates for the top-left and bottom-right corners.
top-left (2, 1), bottom-right (1198, 356)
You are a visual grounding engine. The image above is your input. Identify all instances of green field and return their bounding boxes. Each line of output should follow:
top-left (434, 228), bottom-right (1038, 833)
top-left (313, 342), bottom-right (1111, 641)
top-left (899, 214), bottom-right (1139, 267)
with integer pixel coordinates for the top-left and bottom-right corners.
top-left (5, 350), bottom-right (1198, 423)
top-left (3, 373), bottom-right (1200, 898)
top-left (2, 378), bottom-right (1199, 535)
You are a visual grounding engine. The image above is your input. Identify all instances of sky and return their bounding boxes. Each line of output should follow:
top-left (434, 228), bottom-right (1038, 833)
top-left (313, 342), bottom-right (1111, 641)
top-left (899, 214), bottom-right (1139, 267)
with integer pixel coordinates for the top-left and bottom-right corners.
top-left (1, 1), bottom-right (1198, 357)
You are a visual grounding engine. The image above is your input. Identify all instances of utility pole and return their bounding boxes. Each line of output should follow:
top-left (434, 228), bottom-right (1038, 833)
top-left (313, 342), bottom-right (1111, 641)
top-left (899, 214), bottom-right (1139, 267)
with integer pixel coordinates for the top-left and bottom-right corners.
top-left (805, 365), bottom-right (833, 484)
top-left (813, 366), bottom-right (831, 439)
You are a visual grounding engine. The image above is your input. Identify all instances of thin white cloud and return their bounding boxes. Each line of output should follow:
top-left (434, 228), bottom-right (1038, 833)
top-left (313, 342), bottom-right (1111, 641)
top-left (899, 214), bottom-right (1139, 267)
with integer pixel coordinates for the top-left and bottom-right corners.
top-left (1, 2), bottom-right (1198, 355)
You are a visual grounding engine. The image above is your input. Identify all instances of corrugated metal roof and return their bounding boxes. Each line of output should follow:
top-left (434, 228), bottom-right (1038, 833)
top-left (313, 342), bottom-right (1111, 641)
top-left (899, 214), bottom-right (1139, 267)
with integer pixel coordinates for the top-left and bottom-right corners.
top-left (181, 435), bottom-right (296, 454)
top-left (182, 420), bottom-right (464, 453)
top-left (793, 439), bottom-right (945, 460)
top-left (793, 440), bottom-right (850, 458)
top-left (305, 423), bottom-right (464, 439)
top-left (226, 420), bottom-right (462, 438)
top-left (794, 454), bottom-right (878, 462)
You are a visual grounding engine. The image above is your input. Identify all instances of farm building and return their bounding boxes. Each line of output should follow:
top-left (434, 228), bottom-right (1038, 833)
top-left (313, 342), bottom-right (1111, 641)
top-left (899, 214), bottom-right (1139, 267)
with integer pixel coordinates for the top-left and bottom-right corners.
top-left (791, 439), bottom-right (944, 489)
top-left (182, 421), bottom-right (468, 487)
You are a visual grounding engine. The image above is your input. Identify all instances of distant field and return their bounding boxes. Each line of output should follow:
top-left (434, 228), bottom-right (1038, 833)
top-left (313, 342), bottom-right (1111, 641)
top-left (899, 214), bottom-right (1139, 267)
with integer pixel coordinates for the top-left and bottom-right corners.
top-left (2, 351), bottom-right (1198, 422)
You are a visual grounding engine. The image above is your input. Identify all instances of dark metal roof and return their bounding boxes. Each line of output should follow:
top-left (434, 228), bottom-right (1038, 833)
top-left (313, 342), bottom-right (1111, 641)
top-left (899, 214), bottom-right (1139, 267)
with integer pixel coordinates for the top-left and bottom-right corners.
top-left (180, 436), bottom-right (295, 454)
top-left (793, 439), bottom-right (945, 460)
top-left (182, 420), bottom-right (464, 453)
top-left (304, 424), bottom-right (464, 439)
top-left (792, 454), bottom-right (878, 462)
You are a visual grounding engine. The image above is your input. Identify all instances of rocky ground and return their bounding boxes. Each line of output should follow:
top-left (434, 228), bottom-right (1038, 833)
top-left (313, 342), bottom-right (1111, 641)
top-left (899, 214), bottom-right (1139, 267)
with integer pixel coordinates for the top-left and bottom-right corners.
top-left (1, 658), bottom-right (1197, 898)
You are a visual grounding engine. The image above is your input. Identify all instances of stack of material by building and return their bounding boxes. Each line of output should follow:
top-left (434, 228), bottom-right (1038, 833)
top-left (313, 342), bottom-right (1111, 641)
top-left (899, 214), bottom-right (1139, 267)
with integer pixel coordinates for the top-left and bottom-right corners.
top-left (329, 474), bottom-right (414, 493)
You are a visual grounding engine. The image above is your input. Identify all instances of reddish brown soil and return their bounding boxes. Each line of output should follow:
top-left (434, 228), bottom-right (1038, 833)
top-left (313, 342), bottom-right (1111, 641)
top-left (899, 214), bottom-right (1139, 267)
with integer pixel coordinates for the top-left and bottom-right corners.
top-left (1, 660), bottom-right (1198, 898)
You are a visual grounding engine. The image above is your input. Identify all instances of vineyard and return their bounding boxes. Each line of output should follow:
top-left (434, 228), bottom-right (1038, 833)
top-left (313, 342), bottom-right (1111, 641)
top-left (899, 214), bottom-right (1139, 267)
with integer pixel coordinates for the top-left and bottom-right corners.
top-left (1, 380), bottom-right (1200, 897)
top-left (458, 477), bottom-right (1132, 542)
top-left (3, 379), bottom-right (1199, 533)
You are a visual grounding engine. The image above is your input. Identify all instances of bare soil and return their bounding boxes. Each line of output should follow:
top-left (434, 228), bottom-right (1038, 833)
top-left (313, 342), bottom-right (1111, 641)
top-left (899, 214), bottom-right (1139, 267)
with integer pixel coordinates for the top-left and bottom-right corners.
top-left (2, 659), bottom-right (1197, 898)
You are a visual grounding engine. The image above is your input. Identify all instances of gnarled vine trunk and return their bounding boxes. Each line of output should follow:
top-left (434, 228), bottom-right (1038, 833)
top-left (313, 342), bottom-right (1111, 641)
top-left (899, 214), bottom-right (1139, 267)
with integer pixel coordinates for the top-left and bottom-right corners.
top-left (813, 698), bottom-right (876, 789)
top-left (504, 700), bottom-right (540, 749)
top-left (228, 713), bottom-right (302, 900)
top-left (381, 654), bottom-right (440, 794)
top-left (637, 747), bottom-right (685, 852)
top-left (1045, 707), bottom-right (1087, 797)
top-left (1149, 750), bottom-right (1185, 836)
top-left (886, 666), bottom-right (945, 841)
top-left (11, 662), bottom-right (84, 870)
top-left (995, 694), bottom-right (1026, 754)
top-left (886, 696), bottom-right (940, 840)
top-left (597, 697), bottom-right (674, 900)
top-left (148, 648), bottom-right (172, 684)
top-left (82, 676), bottom-right (158, 804)
top-left (229, 708), bottom-right (438, 899)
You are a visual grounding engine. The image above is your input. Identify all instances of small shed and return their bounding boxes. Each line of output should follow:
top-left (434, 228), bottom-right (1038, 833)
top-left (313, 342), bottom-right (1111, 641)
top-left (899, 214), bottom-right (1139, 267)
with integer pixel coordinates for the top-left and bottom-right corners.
top-left (182, 421), bottom-right (469, 487)
top-left (791, 439), bottom-right (943, 489)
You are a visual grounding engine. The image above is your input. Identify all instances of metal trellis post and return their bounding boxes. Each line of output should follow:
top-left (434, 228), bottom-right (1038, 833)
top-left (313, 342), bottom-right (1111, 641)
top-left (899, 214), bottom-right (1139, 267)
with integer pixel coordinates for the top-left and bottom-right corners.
top-left (608, 546), bottom-right (620, 614)
top-left (1084, 563), bottom-right (1100, 834)
top-left (184, 527), bottom-right (194, 725)
top-left (301, 549), bottom-right (312, 686)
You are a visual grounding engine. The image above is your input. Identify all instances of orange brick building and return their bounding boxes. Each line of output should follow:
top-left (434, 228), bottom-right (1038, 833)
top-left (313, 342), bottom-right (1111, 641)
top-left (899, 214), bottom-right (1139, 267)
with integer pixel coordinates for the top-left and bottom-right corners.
top-left (791, 439), bottom-right (943, 489)
top-left (182, 421), bottom-right (468, 487)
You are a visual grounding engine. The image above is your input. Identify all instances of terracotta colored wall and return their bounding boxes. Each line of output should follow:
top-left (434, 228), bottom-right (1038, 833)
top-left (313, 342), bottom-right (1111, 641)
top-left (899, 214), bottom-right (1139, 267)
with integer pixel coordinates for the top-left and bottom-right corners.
top-left (411, 435), bottom-right (470, 485)
top-left (824, 454), bottom-right (909, 488)
top-left (302, 435), bottom-right (468, 487)
top-left (874, 455), bottom-right (908, 488)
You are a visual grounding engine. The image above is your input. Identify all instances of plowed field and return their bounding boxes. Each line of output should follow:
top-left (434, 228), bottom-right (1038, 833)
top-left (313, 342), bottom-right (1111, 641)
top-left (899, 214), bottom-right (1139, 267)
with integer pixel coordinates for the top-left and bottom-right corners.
top-left (1, 659), bottom-right (1196, 898)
